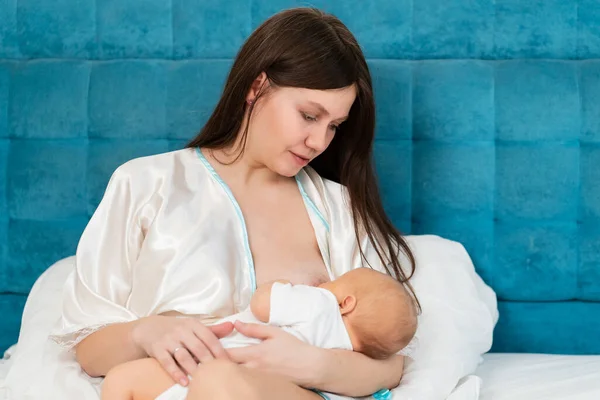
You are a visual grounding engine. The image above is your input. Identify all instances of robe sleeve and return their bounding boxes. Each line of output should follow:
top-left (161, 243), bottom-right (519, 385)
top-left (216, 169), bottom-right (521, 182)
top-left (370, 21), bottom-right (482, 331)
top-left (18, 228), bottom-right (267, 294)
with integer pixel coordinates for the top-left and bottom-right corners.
top-left (50, 165), bottom-right (145, 350)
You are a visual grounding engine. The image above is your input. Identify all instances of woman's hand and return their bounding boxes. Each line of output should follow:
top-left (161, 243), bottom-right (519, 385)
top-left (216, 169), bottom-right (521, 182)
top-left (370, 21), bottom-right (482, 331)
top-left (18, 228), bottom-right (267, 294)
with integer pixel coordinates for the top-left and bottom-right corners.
top-left (228, 322), bottom-right (405, 397)
top-left (226, 321), bottom-right (321, 387)
top-left (131, 315), bottom-right (234, 386)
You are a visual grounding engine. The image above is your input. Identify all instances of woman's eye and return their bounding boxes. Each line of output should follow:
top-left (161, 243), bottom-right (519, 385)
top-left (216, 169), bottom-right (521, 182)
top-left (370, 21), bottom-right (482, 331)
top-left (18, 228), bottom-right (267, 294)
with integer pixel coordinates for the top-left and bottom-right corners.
top-left (302, 112), bottom-right (317, 122)
top-left (329, 125), bottom-right (339, 132)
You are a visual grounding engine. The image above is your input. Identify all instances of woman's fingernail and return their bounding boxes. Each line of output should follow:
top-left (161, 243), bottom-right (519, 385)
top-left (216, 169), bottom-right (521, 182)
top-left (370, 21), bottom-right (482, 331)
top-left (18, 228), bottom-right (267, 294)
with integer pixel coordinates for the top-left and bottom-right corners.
top-left (180, 378), bottom-right (188, 386)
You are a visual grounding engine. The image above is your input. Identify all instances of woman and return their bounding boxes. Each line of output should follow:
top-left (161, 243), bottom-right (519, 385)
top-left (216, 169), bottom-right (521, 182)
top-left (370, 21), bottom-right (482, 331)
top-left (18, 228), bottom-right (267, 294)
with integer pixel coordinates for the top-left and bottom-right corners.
top-left (50, 7), bottom-right (420, 399)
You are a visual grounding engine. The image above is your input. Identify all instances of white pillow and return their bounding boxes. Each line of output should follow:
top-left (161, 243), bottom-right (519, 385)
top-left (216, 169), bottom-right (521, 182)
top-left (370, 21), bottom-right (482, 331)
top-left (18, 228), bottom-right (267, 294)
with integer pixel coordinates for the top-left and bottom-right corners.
top-left (392, 235), bottom-right (499, 400)
top-left (11, 256), bottom-right (75, 353)
top-left (3, 256), bottom-right (78, 397)
top-left (446, 375), bottom-right (482, 400)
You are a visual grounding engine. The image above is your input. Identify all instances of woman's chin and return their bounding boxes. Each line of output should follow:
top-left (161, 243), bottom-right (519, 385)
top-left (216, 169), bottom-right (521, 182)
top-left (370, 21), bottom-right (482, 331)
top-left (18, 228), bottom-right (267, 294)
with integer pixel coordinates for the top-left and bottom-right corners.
top-left (279, 169), bottom-right (301, 178)
top-left (272, 164), bottom-right (302, 178)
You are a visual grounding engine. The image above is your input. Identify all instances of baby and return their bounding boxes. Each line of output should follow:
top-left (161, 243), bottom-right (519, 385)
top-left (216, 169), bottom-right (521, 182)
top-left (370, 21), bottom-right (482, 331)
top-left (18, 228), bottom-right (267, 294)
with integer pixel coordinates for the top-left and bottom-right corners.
top-left (101, 268), bottom-right (418, 400)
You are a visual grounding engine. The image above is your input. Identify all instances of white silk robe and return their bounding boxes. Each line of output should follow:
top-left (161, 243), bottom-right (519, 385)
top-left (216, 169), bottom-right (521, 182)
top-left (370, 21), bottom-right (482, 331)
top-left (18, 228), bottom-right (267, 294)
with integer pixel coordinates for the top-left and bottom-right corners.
top-left (8, 148), bottom-right (389, 400)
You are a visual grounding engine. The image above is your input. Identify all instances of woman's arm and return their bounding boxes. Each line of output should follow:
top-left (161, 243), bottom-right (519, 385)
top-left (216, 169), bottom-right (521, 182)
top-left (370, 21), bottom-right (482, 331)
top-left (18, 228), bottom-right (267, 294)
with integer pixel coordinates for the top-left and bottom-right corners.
top-left (311, 349), bottom-right (405, 396)
top-left (76, 316), bottom-right (234, 384)
top-left (228, 323), bottom-right (404, 398)
top-left (75, 320), bottom-right (146, 378)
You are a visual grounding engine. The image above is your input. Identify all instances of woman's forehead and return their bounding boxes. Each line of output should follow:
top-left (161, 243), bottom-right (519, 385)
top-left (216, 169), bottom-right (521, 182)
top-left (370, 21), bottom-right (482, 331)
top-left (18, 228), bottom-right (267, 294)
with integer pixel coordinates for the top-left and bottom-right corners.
top-left (283, 85), bottom-right (357, 114)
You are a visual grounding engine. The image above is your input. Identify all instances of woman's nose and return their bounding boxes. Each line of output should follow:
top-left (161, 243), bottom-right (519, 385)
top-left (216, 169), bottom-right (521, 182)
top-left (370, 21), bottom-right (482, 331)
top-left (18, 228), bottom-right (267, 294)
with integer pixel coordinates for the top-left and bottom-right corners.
top-left (305, 127), bottom-right (330, 153)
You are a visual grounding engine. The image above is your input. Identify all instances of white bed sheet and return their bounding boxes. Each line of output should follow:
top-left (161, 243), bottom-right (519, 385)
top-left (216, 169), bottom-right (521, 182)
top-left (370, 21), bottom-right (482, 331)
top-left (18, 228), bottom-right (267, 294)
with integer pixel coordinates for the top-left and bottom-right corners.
top-left (477, 353), bottom-right (600, 400)
top-left (2, 347), bottom-right (600, 400)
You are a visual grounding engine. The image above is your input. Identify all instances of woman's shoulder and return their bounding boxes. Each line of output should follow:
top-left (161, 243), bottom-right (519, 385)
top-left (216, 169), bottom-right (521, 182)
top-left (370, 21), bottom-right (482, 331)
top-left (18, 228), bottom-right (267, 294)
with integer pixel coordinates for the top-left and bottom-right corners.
top-left (113, 148), bottom-right (197, 178)
top-left (106, 148), bottom-right (205, 204)
top-left (108, 148), bottom-right (208, 191)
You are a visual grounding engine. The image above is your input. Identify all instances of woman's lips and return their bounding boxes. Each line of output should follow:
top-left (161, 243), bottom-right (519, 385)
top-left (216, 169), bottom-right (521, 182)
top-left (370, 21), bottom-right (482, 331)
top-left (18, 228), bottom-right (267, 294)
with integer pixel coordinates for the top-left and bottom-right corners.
top-left (290, 151), bottom-right (310, 166)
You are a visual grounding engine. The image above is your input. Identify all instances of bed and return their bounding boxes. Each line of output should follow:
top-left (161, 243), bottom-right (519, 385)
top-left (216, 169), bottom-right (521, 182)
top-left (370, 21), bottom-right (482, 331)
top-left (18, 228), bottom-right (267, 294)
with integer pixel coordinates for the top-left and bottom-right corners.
top-left (477, 354), bottom-right (600, 400)
top-left (2, 352), bottom-right (600, 400)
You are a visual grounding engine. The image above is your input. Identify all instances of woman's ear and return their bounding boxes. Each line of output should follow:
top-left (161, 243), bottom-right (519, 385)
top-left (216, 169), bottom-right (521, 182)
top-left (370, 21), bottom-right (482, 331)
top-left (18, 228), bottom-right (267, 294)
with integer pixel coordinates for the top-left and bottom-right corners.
top-left (339, 295), bottom-right (357, 315)
top-left (246, 72), bottom-right (269, 103)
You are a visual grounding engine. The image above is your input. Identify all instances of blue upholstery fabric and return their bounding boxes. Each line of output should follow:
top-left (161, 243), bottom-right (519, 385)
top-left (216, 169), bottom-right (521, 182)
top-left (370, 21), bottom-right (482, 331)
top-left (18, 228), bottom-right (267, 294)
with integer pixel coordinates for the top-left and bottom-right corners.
top-left (1, 0), bottom-right (599, 355)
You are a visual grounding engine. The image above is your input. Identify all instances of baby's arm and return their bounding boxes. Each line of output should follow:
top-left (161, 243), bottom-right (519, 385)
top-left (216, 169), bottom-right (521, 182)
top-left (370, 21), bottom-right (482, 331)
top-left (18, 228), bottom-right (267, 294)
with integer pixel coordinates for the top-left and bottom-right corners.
top-left (101, 358), bottom-right (176, 400)
top-left (250, 279), bottom-right (291, 322)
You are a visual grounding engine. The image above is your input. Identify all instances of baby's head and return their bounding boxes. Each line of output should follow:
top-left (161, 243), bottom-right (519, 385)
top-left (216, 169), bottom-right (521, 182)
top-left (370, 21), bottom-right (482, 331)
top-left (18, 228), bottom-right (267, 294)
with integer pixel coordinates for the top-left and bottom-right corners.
top-left (320, 268), bottom-right (417, 360)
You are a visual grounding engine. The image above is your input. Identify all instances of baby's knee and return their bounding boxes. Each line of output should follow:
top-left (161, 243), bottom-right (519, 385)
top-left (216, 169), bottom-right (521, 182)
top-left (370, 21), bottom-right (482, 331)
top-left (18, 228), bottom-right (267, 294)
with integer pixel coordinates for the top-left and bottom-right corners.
top-left (189, 359), bottom-right (236, 381)
top-left (191, 360), bottom-right (242, 386)
top-left (112, 358), bottom-right (162, 379)
top-left (186, 360), bottom-right (259, 400)
top-left (102, 358), bottom-right (163, 400)
top-left (102, 362), bottom-right (134, 399)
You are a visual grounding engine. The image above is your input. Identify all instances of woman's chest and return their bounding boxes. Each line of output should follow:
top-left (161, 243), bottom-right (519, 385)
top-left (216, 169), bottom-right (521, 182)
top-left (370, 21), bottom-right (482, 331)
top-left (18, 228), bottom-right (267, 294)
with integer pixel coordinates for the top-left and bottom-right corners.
top-left (234, 183), bottom-right (330, 287)
top-left (130, 185), bottom-right (330, 314)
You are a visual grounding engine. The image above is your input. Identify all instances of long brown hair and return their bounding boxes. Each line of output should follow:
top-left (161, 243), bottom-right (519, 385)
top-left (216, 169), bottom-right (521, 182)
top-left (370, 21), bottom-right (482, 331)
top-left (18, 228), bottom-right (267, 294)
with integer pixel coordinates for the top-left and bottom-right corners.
top-left (187, 7), bottom-right (420, 312)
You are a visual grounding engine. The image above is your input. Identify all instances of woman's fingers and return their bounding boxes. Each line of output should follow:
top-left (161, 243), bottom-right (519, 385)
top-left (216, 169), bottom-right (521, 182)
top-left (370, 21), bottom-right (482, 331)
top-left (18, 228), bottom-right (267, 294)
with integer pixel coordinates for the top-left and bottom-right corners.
top-left (240, 360), bottom-right (260, 369)
top-left (226, 345), bottom-right (257, 364)
top-left (136, 317), bottom-right (237, 386)
top-left (193, 323), bottom-right (230, 361)
top-left (155, 348), bottom-right (189, 386)
top-left (183, 329), bottom-right (215, 364)
top-left (172, 345), bottom-right (199, 378)
top-left (209, 321), bottom-right (235, 338)
top-left (234, 321), bottom-right (276, 340)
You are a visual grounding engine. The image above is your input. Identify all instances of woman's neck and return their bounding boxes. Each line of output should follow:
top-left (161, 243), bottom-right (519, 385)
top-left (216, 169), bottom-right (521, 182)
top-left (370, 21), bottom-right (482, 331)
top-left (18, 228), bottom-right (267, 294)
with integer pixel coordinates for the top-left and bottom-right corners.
top-left (203, 146), bottom-right (286, 189)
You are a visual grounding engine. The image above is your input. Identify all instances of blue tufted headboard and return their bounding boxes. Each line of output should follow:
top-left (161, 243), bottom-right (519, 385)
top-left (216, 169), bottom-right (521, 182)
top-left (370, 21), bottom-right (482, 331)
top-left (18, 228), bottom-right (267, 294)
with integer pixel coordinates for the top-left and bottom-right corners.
top-left (1, 0), bottom-right (599, 355)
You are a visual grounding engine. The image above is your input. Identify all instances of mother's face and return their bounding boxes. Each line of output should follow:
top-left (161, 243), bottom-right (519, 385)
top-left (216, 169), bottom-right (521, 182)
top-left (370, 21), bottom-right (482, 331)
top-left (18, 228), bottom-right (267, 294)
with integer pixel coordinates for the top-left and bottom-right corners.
top-left (246, 83), bottom-right (357, 177)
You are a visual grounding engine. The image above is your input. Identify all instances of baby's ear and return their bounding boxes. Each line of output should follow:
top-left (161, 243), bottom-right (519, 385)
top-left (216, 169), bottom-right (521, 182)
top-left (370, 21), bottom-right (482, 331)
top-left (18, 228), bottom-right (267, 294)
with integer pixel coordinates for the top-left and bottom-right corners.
top-left (339, 295), bottom-right (357, 315)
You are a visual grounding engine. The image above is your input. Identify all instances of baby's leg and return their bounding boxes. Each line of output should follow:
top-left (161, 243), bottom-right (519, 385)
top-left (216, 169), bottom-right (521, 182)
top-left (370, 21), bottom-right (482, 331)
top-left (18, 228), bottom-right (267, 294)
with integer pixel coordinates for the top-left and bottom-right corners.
top-left (102, 358), bottom-right (177, 400)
